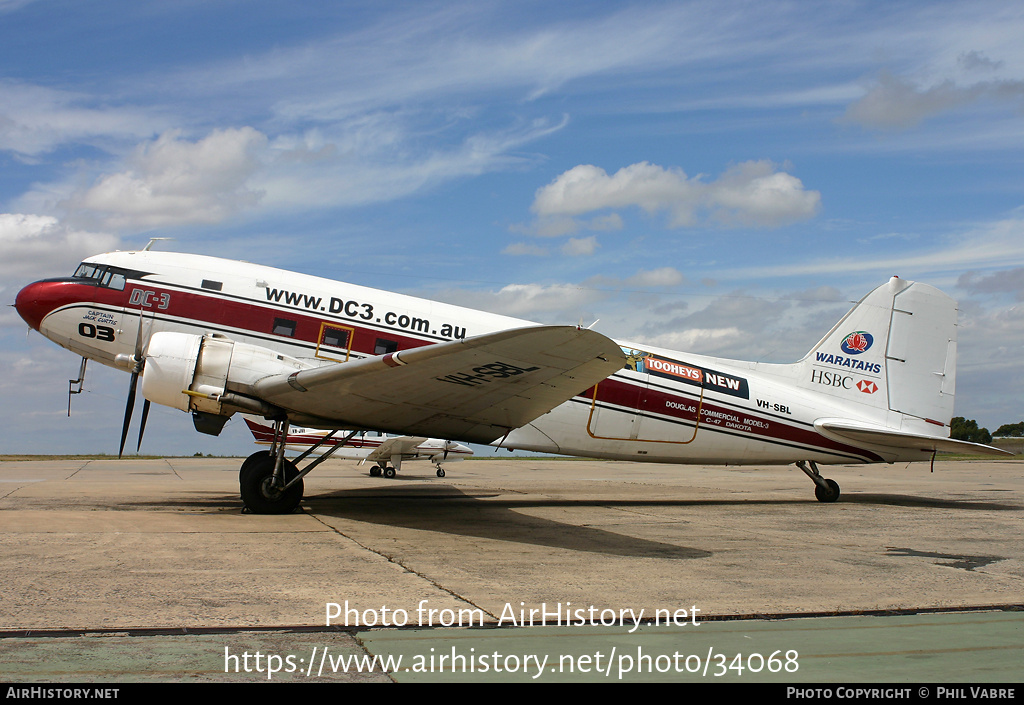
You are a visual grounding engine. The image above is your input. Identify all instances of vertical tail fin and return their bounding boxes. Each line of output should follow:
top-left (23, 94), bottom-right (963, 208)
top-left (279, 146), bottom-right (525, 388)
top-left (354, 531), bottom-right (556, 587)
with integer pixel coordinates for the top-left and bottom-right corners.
top-left (796, 276), bottom-right (957, 432)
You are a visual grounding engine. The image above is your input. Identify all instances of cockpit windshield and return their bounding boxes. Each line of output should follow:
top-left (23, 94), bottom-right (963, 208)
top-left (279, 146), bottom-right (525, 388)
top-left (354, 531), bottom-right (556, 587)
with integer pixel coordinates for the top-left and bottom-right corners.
top-left (73, 263), bottom-right (127, 290)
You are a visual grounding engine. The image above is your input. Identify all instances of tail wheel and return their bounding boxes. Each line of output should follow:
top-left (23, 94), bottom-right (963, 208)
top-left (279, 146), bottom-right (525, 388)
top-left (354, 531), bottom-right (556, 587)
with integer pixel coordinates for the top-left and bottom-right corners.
top-left (814, 478), bottom-right (841, 503)
top-left (240, 456), bottom-right (303, 514)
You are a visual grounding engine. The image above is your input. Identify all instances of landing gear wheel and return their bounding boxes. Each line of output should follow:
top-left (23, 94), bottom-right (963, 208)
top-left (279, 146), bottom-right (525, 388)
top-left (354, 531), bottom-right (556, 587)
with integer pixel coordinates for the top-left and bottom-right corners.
top-left (239, 450), bottom-right (272, 481)
top-left (383, 466), bottom-right (396, 479)
top-left (814, 478), bottom-right (841, 503)
top-left (240, 456), bottom-right (303, 514)
top-left (436, 468), bottom-right (445, 478)
top-left (369, 465), bottom-right (382, 477)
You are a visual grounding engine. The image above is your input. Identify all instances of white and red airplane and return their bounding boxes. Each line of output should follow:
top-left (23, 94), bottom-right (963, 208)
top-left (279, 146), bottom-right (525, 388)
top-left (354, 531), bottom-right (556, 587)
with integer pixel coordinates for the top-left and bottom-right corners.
top-left (242, 415), bottom-right (472, 478)
top-left (14, 247), bottom-right (1008, 512)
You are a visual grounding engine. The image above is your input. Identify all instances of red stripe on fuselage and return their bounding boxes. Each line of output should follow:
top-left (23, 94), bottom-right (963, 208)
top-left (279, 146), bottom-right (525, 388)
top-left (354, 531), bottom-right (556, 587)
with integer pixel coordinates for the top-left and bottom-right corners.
top-left (124, 282), bottom-right (435, 357)
top-left (585, 378), bottom-right (883, 461)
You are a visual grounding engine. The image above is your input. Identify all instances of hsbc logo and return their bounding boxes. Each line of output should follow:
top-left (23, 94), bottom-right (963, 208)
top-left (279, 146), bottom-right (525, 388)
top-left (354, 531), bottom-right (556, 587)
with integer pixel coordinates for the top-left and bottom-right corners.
top-left (856, 380), bottom-right (878, 394)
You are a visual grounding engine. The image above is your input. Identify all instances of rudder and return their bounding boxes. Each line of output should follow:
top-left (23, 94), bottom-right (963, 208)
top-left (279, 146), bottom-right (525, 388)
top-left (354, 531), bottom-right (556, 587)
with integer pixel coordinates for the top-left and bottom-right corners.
top-left (796, 276), bottom-right (957, 430)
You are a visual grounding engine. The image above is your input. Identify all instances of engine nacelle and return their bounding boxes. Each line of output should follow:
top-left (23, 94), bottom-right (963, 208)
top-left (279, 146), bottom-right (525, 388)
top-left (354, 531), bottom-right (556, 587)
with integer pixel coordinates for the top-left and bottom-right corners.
top-left (141, 331), bottom-right (311, 416)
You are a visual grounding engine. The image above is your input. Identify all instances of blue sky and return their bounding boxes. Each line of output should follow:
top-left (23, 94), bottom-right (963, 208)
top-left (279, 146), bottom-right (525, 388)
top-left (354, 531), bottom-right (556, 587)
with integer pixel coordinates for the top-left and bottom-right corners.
top-left (1, 0), bottom-right (1022, 455)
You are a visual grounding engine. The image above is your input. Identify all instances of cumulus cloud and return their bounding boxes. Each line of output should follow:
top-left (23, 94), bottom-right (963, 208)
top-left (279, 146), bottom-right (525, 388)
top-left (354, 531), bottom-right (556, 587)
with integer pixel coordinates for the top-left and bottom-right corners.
top-left (0, 213), bottom-right (119, 323)
top-left (842, 71), bottom-right (1024, 130)
top-left (530, 160), bottom-right (820, 230)
top-left (69, 127), bottom-right (268, 229)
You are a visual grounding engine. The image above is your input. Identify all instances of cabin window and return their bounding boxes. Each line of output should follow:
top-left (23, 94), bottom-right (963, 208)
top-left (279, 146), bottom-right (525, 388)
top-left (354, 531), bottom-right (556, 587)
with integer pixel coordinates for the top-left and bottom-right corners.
top-left (375, 338), bottom-right (398, 355)
top-left (322, 327), bottom-right (349, 348)
top-left (272, 318), bottom-right (297, 337)
top-left (201, 279), bottom-right (223, 291)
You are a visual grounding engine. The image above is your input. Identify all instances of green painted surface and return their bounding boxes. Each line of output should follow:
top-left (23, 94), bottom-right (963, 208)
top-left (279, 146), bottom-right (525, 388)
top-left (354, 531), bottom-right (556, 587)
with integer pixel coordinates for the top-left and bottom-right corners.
top-left (358, 611), bottom-right (1024, 683)
top-left (2, 611), bottom-right (1019, 683)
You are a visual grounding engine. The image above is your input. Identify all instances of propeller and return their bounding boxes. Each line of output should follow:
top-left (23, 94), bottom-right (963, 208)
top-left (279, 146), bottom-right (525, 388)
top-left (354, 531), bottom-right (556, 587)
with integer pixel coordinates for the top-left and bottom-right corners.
top-left (118, 311), bottom-right (151, 458)
top-left (442, 440), bottom-right (458, 461)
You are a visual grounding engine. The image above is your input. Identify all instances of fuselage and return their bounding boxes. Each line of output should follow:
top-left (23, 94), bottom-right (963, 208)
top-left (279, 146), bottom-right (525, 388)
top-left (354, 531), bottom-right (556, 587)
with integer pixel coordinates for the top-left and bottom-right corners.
top-left (15, 250), bottom-right (898, 465)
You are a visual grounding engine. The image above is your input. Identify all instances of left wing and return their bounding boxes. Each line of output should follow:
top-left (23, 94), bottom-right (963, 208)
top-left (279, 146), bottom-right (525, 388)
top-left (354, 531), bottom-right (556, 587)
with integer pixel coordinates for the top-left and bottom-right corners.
top-left (367, 436), bottom-right (430, 462)
top-left (252, 325), bottom-right (625, 444)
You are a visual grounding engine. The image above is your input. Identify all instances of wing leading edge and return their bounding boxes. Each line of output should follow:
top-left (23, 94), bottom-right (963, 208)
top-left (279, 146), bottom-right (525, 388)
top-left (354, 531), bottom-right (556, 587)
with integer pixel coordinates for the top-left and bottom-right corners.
top-left (252, 325), bottom-right (626, 444)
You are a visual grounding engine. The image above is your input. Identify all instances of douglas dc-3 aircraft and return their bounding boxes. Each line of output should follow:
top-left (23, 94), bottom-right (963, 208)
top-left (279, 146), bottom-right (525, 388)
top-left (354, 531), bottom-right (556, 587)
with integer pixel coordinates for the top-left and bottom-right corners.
top-left (242, 415), bottom-right (473, 478)
top-left (14, 248), bottom-right (1009, 513)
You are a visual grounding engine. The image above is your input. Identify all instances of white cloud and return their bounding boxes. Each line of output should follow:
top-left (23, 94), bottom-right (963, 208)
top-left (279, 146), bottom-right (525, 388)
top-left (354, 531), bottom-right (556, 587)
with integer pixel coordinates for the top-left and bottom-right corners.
top-left (705, 161), bottom-right (822, 227)
top-left (0, 213), bottom-right (119, 317)
top-left (719, 213), bottom-right (1024, 284)
top-left (636, 326), bottom-right (745, 356)
top-left (69, 128), bottom-right (268, 229)
top-left (479, 282), bottom-right (608, 319)
top-left (624, 267), bottom-right (686, 288)
top-left (255, 116), bottom-right (567, 211)
top-left (0, 80), bottom-right (160, 157)
top-left (531, 160), bottom-right (820, 229)
top-left (561, 236), bottom-right (599, 256)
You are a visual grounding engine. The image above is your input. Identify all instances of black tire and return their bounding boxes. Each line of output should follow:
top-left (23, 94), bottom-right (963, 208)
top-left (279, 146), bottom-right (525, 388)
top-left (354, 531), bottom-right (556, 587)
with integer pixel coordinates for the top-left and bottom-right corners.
top-left (239, 450), bottom-right (272, 481)
top-left (369, 465), bottom-right (381, 477)
top-left (436, 468), bottom-right (445, 478)
top-left (814, 478), bottom-right (840, 503)
top-left (383, 466), bottom-right (396, 479)
top-left (240, 456), bottom-right (303, 514)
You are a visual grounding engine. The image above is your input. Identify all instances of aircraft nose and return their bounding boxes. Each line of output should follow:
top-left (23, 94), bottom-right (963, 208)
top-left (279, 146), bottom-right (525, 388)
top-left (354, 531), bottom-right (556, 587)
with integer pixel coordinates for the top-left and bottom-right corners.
top-left (15, 280), bottom-right (64, 331)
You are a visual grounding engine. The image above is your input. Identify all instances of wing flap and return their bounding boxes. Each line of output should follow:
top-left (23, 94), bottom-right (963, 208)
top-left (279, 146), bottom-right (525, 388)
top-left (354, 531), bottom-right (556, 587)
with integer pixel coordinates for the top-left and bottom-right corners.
top-left (253, 325), bottom-right (625, 444)
top-left (816, 419), bottom-right (1014, 456)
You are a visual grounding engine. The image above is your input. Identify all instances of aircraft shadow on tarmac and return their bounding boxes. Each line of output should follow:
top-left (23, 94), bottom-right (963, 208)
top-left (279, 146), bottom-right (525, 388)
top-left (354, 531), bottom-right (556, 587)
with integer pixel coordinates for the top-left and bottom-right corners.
top-left (295, 484), bottom-right (1016, 558)
top-left (115, 484), bottom-right (1019, 560)
top-left (305, 485), bottom-right (712, 559)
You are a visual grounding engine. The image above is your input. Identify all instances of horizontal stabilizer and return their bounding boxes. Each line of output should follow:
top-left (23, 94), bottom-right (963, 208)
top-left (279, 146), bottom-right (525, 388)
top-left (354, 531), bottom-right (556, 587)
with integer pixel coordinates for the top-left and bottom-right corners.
top-left (815, 419), bottom-right (1014, 456)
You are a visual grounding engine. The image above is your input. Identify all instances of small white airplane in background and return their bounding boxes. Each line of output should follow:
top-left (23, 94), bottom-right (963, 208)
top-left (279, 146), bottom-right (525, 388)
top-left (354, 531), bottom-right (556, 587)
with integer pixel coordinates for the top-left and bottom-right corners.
top-left (242, 415), bottom-right (472, 478)
top-left (14, 247), bottom-right (1009, 513)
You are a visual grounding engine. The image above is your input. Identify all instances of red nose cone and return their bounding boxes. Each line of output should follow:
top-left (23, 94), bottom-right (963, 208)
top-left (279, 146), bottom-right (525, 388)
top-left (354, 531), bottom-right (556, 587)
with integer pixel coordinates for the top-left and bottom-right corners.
top-left (15, 280), bottom-right (66, 331)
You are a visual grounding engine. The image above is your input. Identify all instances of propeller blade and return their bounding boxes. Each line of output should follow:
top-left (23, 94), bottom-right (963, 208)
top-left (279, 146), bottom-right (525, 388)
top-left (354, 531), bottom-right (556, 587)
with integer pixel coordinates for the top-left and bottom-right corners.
top-left (134, 308), bottom-right (146, 357)
top-left (119, 308), bottom-right (150, 458)
top-left (119, 372), bottom-right (138, 459)
top-left (136, 399), bottom-right (151, 453)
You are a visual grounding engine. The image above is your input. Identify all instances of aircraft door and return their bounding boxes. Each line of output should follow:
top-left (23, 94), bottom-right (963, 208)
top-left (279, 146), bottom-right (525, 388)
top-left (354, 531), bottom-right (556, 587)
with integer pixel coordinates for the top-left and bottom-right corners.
top-left (586, 348), bottom-right (704, 445)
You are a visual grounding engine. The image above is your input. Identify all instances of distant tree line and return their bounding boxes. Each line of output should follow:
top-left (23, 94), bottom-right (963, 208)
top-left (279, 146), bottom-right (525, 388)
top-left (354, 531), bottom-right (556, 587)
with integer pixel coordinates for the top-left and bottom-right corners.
top-left (950, 417), bottom-right (1024, 444)
top-left (994, 421), bottom-right (1024, 437)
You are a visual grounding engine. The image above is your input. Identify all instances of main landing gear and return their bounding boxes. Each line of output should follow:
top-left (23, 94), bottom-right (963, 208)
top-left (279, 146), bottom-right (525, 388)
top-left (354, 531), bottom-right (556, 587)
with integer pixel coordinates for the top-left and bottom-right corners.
top-left (367, 463), bottom-right (447, 478)
top-left (368, 464), bottom-right (397, 478)
top-left (796, 460), bottom-right (841, 503)
top-left (239, 419), bottom-right (358, 514)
